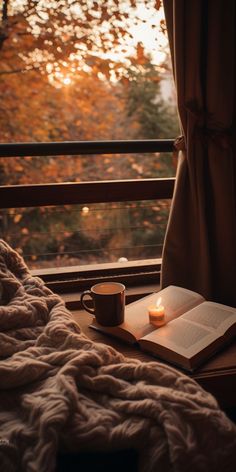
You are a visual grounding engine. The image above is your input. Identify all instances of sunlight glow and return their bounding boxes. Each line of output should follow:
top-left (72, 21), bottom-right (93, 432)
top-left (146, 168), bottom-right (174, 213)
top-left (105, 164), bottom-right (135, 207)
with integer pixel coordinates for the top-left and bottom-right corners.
top-left (63, 77), bottom-right (71, 85)
top-left (127, 4), bottom-right (168, 65)
top-left (17, 1), bottom-right (169, 87)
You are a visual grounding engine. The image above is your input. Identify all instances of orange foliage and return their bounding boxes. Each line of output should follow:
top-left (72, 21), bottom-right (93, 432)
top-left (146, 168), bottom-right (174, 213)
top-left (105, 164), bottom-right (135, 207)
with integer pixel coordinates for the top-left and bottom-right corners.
top-left (0, 1), bottom-right (163, 81)
top-left (0, 66), bottom-right (136, 184)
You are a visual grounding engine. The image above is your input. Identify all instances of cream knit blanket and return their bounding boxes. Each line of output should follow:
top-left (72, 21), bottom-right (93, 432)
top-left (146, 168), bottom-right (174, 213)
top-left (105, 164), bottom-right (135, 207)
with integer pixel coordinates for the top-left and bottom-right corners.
top-left (0, 239), bottom-right (236, 472)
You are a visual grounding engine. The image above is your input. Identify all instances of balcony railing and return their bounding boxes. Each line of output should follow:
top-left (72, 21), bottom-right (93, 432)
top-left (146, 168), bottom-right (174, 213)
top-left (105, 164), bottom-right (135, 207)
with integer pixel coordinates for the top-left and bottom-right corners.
top-left (0, 139), bottom-right (175, 293)
top-left (0, 139), bottom-right (175, 207)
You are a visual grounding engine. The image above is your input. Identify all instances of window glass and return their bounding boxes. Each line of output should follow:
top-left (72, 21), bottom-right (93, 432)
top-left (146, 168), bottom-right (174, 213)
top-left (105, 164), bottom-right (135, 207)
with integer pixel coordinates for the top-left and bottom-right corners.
top-left (0, 200), bottom-right (170, 269)
top-left (0, 1), bottom-right (178, 269)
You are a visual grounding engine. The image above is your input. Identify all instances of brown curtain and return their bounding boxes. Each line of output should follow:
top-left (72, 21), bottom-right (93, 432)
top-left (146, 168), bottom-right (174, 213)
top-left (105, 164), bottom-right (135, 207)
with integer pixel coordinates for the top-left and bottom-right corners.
top-left (161, 0), bottom-right (236, 306)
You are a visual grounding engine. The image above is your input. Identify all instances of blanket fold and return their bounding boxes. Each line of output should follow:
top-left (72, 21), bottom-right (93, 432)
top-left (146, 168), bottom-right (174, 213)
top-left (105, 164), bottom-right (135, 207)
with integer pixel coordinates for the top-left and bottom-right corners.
top-left (0, 239), bottom-right (236, 472)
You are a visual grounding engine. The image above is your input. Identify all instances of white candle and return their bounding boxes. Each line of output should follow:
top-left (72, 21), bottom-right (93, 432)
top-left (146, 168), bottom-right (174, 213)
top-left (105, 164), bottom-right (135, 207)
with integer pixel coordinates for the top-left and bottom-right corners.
top-left (148, 297), bottom-right (165, 327)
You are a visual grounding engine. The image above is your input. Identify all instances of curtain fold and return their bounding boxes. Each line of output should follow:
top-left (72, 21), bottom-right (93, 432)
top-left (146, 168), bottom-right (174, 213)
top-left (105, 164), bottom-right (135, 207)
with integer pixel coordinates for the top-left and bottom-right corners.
top-left (161, 0), bottom-right (236, 306)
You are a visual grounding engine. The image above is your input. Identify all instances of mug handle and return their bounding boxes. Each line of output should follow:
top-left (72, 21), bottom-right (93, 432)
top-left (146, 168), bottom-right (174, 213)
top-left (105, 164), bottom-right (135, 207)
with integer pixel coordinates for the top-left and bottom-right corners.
top-left (80, 290), bottom-right (95, 314)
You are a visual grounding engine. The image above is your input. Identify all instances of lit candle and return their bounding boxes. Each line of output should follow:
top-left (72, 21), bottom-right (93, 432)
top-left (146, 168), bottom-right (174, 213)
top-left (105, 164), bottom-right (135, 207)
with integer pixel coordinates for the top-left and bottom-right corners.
top-left (148, 297), bottom-right (166, 327)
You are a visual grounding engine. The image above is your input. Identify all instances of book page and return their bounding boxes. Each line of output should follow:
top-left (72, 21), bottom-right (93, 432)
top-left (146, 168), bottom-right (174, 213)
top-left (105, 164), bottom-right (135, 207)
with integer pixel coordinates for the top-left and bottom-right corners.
top-left (90, 312), bottom-right (154, 343)
top-left (119, 298), bottom-right (155, 340)
top-left (181, 301), bottom-right (236, 334)
top-left (90, 285), bottom-right (205, 343)
top-left (122, 285), bottom-right (204, 340)
top-left (124, 285), bottom-right (204, 326)
top-left (140, 318), bottom-right (216, 358)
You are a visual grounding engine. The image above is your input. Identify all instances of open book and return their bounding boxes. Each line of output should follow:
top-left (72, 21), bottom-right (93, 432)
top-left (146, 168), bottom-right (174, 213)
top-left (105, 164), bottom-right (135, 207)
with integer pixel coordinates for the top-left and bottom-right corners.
top-left (90, 285), bottom-right (236, 372)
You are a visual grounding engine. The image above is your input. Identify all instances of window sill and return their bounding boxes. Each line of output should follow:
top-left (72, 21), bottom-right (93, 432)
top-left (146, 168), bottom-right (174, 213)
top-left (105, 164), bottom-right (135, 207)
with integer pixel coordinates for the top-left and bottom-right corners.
top-left (61, 282), bottom-right (160, 311)
top-left (32, 258), bottom-right (162, 301)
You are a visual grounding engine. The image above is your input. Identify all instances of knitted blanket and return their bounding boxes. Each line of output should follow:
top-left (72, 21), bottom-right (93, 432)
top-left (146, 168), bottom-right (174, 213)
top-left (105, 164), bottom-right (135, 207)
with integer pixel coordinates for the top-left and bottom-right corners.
top-left (0, 239), bottom-right (236, 472)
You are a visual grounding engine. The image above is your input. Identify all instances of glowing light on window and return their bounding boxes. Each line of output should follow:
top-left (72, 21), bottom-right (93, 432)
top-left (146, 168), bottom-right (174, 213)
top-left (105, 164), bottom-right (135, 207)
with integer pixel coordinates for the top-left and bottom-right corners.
top-left (63, 77), bottom-right (71, 85)
top-left (82, 206), bottom-right (89, 215)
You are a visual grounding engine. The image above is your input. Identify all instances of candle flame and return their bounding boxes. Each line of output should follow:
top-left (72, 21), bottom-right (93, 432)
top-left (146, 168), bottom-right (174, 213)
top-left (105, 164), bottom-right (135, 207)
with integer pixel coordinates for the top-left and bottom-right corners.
top-left (156, 297), bottom-right (162, 308)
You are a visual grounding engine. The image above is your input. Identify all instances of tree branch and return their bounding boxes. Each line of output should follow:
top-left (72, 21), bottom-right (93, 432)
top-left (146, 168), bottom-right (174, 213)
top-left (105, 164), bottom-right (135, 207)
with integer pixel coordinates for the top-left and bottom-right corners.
top-left (2, 0), bottom-right (9, 22)
top-left (0, 65), bottom-right (40, 76)
top-left (0, 0), bottom-right (10, 49)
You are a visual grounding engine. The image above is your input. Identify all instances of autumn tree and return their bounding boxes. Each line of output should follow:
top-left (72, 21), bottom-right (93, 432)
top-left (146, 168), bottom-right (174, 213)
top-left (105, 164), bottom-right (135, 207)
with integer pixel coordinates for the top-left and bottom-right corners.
top-left (0, 1), bottom-right (163, 81)
top-left (0, 0), bottom-right (165, 183)
top-left (0, 69), bottom-right (131, 184)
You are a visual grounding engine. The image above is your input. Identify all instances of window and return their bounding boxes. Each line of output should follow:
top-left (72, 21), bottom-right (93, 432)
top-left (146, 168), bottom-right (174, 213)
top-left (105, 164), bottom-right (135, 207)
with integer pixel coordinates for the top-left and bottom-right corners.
top-left (0, 1), bottom-right (178, 290)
